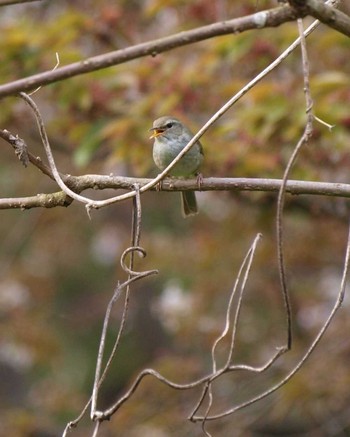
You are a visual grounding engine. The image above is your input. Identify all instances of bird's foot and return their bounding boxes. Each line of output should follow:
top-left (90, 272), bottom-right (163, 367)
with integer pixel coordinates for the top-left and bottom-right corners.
top-left (196, 172), bottom-right (203, 190)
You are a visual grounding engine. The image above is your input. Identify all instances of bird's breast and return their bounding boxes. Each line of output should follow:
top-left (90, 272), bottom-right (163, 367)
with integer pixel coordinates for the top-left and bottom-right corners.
top-left (153, 138), bottom-right (202, 177)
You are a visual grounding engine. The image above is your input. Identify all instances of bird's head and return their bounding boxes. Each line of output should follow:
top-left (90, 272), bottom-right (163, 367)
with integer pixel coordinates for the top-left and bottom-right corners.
top-left (149, 116), bottom-right (183, 139)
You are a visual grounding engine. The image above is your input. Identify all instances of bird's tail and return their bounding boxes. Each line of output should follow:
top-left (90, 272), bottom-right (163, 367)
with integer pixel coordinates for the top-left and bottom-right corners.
top-left (181, 191), bottom-right (198, 217)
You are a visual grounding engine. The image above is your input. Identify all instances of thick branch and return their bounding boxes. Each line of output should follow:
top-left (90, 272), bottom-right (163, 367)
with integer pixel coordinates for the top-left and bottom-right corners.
top-left (289, 0), bottom-right (350, 37)
top-left (1, 176), bottom-right (350, 210)
top-left (69, 176), bottom-right (350, 198)
top-left (0, 5), bottom-right (302, 98)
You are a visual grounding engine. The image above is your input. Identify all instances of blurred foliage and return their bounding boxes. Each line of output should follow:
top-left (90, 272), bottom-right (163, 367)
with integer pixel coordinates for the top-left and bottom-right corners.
top-left (0, 0), bottom-right (350, 436)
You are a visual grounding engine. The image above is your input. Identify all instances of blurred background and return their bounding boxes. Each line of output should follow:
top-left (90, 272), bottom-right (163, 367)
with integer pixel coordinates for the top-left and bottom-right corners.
top-left (1, 1), bottom-right (350, 436)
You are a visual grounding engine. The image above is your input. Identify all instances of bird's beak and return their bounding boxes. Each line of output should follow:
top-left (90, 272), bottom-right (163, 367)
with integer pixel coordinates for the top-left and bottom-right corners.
top-left (149, 127), bottom-right (164, 139)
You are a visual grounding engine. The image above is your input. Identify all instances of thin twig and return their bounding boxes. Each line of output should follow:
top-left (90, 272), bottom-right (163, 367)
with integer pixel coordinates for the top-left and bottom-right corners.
top-left (314, 115), bottom-right (335, 130)
top-left (29, 52), bottom-right (60, 96)
top-left (276, 18), bottom-right (314, 351)
top-left (91, 186), bottom-right (157, 423)
top-left (193, 234), bottom-right (263, 433)
top-left (192, 219), bottom-right (350, 422)
top-left (65, 189), bottom-right (157, 433)
top-left (19, 93), bottom-right (95, 209)
top-left (91, 421), bottom-right (100, 437)
top-left (65, 265), bottom-right (158, 432)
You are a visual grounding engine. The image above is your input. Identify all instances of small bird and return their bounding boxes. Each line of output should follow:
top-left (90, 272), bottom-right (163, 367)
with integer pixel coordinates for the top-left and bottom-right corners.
top-left (150, 116), bottom-right (204, 217)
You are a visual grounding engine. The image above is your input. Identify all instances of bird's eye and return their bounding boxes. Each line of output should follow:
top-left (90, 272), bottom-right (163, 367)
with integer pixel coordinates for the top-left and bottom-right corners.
top-left (166, 122), bottom-right (173, 128)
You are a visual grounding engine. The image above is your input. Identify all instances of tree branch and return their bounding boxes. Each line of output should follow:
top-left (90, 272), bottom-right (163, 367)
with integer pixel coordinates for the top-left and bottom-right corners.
top-left (0, 0), bottom-right (42, 6)
top-left (289, 0), bottom-right (350, 37)
top-left (0, 5), bottom-right (302, 98)
top-left (0, 192), bottom-right (72, 209)
top-left (1, 176), bottom-right (350, 210)
top-left (0, 128), bottom-right (54, 178)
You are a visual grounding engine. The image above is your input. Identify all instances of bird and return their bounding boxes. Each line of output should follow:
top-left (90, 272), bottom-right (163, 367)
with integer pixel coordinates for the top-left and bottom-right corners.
top-left (149, 116), bottom-right (204, 217)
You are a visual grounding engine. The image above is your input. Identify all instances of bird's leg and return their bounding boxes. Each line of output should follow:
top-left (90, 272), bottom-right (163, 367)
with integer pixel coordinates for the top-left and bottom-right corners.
top-left (156, 177), bottom-right (174, 191)
top-left (196, 172), bottom-right (203, 190)
top-left (156, 178), bottom-right (163, 191)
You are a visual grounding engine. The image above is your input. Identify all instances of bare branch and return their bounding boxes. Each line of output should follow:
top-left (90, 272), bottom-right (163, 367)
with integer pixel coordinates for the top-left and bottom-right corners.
top-left (91, 187), bottom-right (158, 423)
top-left (19, 92), bottom-right (102, 209)
top-left (65, 190), bottom-right (157, 433)
top-left (2, 177), bottom-right (350, 210)
top-left (276, 17), bottom-right (314, 351)
top-left (0, 0), bottom-right (42, 6)
top-left (289, 0), bottom-right (350, 37)
top-left (0, 128), bottom-right (55, 177)
top-left (29, 52), bottom-right (60, 96)
top-left (90, 266), bottom-right (158, 419)
top-left (0, 192), bottom-right (72, 209)
top-left (0, 5), bottom-right (303, 98)
top-left (192, 218), bottom-right (350, 422)
top-left (0, 129), bottom-right (29, 167)
top-left (190, 234), bottom-right (264, 430)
